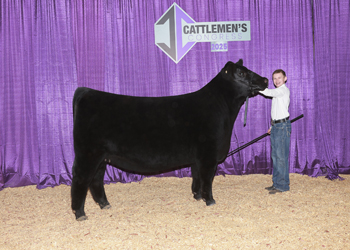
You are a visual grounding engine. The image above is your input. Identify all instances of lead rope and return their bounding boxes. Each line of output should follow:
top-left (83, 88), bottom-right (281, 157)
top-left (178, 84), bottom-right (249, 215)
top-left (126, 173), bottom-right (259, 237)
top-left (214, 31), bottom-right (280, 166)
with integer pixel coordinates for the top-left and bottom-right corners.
top-left (244, 96), bottom-right (249, 126)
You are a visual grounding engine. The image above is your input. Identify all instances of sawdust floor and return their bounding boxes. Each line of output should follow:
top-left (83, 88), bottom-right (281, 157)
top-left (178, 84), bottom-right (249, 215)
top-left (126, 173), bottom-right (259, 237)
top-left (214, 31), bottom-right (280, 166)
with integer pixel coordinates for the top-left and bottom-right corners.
top-left (1, 173), bottom-right (349, 249)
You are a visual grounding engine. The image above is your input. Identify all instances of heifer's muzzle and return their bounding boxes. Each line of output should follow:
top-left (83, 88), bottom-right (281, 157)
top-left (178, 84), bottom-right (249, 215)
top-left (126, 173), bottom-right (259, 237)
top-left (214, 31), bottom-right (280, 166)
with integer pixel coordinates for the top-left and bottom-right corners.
top-left (250, 77), bottom-right (268, 95)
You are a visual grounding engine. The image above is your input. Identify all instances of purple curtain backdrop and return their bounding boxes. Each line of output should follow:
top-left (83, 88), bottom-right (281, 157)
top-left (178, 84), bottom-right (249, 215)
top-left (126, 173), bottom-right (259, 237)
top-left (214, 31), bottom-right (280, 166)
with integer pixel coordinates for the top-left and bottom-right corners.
top-left (313, 0), bottom-right (350, 179)
top-left (0, 0), bottom-right (349, 190)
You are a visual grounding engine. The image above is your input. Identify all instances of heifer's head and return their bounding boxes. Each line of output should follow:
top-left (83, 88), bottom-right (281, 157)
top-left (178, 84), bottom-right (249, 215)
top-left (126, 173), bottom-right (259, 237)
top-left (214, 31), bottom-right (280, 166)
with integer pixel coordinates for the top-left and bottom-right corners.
top-left (222, 59), bottom-right (268, 97)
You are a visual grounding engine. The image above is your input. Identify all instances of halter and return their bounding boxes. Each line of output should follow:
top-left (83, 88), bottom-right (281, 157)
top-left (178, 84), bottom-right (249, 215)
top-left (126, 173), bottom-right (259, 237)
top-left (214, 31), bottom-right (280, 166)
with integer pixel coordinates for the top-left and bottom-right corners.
top-left (244, 96), bottom-right (249, 126)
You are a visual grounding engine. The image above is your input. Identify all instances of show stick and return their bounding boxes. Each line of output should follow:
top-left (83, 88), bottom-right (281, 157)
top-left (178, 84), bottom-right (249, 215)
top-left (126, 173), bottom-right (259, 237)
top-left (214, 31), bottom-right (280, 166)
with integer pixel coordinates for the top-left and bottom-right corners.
top-left (226, 114), bottom-right (304, 157)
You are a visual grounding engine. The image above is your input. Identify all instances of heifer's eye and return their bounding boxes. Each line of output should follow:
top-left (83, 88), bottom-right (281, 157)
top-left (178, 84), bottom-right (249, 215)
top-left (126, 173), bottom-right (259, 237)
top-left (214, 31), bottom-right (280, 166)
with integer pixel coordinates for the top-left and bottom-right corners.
top-left (239, 72), bottom-right (246, 77)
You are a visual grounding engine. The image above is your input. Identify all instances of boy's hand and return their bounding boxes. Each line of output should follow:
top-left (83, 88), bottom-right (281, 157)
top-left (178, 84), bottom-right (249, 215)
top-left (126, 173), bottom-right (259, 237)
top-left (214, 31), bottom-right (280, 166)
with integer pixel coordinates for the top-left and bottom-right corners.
top-left (268, 127), bottom-right (271, 134)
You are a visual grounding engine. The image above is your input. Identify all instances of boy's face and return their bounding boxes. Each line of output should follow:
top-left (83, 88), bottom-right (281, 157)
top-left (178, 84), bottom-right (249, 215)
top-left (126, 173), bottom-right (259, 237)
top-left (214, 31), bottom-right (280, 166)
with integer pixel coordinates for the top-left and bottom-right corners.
top-left (273, 72), bottom-right (287, 88)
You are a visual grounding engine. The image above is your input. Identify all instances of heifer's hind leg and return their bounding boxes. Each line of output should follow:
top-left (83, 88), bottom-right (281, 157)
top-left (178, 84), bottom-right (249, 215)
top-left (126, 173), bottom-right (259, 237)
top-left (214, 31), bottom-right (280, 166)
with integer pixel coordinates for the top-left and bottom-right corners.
top-left (191, 164), bottom-right (202, 200)
top-left (89, 162), bottom-right (111, 210)
top-left (71, 159), bottom-right (91, 221)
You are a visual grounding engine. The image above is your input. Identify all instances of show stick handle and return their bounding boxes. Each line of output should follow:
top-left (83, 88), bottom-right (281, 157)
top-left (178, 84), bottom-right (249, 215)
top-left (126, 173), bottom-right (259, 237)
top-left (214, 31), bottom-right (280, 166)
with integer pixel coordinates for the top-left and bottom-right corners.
top-left (290, 114), bottom-right (304, 123)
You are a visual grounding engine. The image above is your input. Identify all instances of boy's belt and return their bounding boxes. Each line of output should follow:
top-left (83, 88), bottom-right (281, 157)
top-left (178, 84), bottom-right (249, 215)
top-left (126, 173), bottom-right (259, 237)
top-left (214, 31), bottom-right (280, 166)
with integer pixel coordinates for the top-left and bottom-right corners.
top-left (272, 117), bottom-right (289, 125)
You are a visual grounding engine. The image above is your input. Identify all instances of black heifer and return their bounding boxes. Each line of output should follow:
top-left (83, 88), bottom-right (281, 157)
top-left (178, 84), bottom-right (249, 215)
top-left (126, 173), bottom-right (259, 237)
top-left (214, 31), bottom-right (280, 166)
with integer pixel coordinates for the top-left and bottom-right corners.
top-left (71, 59), bottom-right (268, 221)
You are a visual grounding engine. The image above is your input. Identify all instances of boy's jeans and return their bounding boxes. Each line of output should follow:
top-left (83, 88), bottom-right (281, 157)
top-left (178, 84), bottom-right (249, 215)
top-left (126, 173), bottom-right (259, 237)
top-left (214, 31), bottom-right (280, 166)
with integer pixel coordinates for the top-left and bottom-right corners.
top-left (270, 120), bottom-right (291, 192)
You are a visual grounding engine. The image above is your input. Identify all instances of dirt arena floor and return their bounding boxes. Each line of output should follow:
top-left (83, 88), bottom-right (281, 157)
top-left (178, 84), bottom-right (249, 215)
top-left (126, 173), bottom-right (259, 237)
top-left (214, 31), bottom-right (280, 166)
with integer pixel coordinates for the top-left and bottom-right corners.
top-left (1, 173), bottom-right (349, 249)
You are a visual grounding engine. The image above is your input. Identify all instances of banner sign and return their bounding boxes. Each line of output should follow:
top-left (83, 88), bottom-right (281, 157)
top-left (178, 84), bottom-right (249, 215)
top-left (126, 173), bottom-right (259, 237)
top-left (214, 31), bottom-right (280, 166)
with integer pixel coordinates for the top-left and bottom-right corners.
top-left (155, 3), bottom-right (250, 63)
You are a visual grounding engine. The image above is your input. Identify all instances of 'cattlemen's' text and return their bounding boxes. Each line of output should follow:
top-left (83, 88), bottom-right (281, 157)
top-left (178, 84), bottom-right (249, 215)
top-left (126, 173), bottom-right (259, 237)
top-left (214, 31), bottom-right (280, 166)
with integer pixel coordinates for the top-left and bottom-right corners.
top-left (182, 21), bottom-right (250, 43)
top-left (183, 23), bottom-right (248, 34)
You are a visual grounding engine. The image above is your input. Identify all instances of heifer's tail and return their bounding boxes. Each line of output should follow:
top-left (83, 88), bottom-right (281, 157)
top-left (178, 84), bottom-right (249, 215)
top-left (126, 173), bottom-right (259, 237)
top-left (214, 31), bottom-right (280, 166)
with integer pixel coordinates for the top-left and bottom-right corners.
top-left (72, 87), bottom-right (91, 122)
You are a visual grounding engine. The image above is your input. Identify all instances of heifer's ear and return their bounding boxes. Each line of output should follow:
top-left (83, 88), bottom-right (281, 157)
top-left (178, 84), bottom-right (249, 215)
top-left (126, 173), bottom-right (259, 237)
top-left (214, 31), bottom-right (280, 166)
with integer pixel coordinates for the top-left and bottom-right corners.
top-left (224, 61), bottom-right (234, 68)
top-left (236, 59), bottom-right (243, 66)
top-left (223, 61), bottom-right (234, 74)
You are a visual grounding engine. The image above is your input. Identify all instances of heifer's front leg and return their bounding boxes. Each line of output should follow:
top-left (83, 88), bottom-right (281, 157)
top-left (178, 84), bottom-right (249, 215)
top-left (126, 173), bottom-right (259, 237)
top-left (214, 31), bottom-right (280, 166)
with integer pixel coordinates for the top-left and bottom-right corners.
top-left (89, 162), bottom-right (111, 210)
top-left (197, 159), bottom-right (218, 206)
top-left (191, 164), bottom-right (202, 200)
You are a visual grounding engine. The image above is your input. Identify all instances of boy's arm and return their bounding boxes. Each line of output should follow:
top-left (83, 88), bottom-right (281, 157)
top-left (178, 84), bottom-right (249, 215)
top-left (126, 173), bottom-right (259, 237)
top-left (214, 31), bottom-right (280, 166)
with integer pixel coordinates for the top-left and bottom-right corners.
top-left (259, 87), bottom-right (285, 98)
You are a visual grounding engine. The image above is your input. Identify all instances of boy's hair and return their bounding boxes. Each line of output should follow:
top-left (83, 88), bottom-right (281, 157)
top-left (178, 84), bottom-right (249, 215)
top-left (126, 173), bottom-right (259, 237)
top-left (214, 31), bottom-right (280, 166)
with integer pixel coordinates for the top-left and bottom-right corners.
top-left (272, 69), bottom-right (286, 77)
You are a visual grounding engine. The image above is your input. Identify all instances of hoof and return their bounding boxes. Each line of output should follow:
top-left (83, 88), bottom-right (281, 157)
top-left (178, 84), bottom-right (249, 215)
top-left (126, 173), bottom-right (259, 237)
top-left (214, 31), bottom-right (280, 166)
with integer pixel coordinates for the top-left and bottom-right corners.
top-left (205, 199), bottom-right (216, 206)
top-left (102, 204), bottom-right (111, 210)
top-left (193, 193), bottom-right (202, 201)
top-left (98, 202), bottom-right (111, 210)
top-left (76, 215), bottom-right (88, 221)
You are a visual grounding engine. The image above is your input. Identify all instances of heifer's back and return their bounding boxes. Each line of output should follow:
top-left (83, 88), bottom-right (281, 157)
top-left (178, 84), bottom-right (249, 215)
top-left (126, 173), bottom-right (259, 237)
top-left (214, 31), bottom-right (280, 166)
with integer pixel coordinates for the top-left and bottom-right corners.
top-left (71, 60), bottom-right (268, 221)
